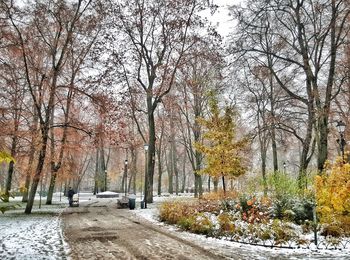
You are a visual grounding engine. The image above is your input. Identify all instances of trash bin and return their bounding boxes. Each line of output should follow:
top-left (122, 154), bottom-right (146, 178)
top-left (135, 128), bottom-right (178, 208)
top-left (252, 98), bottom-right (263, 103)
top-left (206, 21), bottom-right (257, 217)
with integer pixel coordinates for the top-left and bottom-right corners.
top-left (140, 200), bottom-right (145, 209)
top-left (128, 197), bottom-right (136, 210)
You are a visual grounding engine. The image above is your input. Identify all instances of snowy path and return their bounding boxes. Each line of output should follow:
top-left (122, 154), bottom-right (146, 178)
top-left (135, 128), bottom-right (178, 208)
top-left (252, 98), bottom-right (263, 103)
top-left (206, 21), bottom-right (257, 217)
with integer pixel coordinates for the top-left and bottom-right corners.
top-left (0, 213), bottom-right (66, 259)
top-left (62, 198), bottom-right (350, 259)
top-left (62, 199), bottom-right (224, 259)
top-left (1, 194), bottom-right (350, 259)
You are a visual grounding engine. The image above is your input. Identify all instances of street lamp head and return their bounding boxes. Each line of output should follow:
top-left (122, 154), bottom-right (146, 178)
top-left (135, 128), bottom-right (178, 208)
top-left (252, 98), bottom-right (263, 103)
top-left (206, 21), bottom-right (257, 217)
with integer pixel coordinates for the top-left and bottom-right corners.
top-left (144, 143), bottom-right (149, 151)
top-left (337, 120), bottom-right (346, 134)
top-left (125, 159), bottom-right (128, 165)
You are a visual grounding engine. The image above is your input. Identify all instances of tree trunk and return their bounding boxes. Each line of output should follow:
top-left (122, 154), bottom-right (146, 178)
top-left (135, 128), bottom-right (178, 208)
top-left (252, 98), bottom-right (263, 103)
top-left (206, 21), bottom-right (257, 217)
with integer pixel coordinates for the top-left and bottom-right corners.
top-left (317, 115), bottom-right (328, 172)
top-left (22, 140), bottom-right (36, 202)
top-left (4, 160), bottom-right (15, 202)
top-left (100, 147), bottom-right (106, 192)
top-left (298, 101), bottom-right (315, 187)
top-left (268, 55), bottom-right (279, 173)
top-left (145, 93), bottom-right (156, 204)
top-left (261, 147), bottom-right (267, 195)
top-left (94, 149), bottom-right (99, 195)
top-left (157, 148), bottom-right (162, 196)
top-left (46, 169), bottom-right (58, 205)
top-left (208, 176), bottom-right (211, 192)
top-left (25, 132), bottom-right (49, 214)
top-left (194, 150), bottom-right (202, 197)
top-left (4, 135), bottom-right (17, 202)
top-left (132, 148), bottom-right (137, 194)
top-left (258, 119), bottom-right (268, 195)
top-left (213, 177), bottom-right (218, 192)
top-left (22, 170), bottom-right (31, 202)
top-left (181, 156), bottom-right (186, 193)
top-left (222, 175), bottom-right (226, 194)
top-left (46, 107), bottom-right (57, 205)
top-left (167, 149), bottom-right (173, 194)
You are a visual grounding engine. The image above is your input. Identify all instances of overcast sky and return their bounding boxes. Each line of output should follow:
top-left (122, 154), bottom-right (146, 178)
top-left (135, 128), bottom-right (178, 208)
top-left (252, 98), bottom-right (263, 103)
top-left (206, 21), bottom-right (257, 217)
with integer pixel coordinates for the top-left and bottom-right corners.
top-left (206, 0), bottom-right (243, 37)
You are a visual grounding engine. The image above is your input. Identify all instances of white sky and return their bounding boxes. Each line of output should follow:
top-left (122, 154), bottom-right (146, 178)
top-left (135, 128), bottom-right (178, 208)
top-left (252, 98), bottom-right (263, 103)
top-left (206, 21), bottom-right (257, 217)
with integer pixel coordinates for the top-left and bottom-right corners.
top-left (204, 0), bottom-right (244, 37)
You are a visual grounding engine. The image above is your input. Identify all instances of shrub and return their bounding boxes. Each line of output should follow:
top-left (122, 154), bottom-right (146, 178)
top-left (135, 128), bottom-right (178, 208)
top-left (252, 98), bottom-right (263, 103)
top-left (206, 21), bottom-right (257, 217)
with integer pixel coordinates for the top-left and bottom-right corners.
top-left (320, 224), bottom-right (344, 238)
top-left (267, 172), bottom-right (301, 219)
top-left (256, 226), bottom-right (272, 241)
top-left (200, 191), bottom-right (239, 213)
top-left (159, 201), bottom-right (195, 224)
top-left (0, 190), bottom-right (20, 213)
top-left (236, 195), bottom-right (270, 223)
top-left (201, 190), bottom-right (238, 201)
top-left (217, 212), bottom-right (236, 233)
top-left (290, 199), bottom-right (314, 224)
top-left (197, 199), bottom-right (222, 214)
top-left (189, 213), bottom-right (214, 235)
top-left (271, 219), bottom-right (298, 245)
top-left (178, 215), bottom-right (195, 231)
top-left (301, 220), bottom-right (313, 234)
top-left (315, 160), bottom-right (350, 232)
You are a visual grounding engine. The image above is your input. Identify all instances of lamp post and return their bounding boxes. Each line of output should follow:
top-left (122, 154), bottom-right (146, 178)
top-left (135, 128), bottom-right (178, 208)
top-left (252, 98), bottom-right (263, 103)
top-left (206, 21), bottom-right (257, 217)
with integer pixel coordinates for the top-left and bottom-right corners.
top-left (336, 120), bottom-right (346, 162)
top-left (124, 159), bottom-right (128, 197)
top-left (143, 143), bottom-right (149, 209)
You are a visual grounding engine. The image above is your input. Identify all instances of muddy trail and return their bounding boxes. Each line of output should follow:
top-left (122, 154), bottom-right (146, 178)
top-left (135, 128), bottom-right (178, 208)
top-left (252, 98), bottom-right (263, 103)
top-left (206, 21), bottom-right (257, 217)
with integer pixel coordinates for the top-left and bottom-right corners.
top-left (62, 199), bottom-right (227, 260)
top-left (62, 199), bottom-right (350, 260)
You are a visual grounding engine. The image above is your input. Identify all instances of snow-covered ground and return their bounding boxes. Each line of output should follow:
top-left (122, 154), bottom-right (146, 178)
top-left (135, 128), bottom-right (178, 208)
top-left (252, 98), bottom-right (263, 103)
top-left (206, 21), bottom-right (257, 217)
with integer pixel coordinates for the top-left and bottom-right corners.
top-left (132, 195), bottom-right (350, 260)
top-left (1, 192), bottom-right (350, 259)
top-left (0, 193), bottom-right (68, 259)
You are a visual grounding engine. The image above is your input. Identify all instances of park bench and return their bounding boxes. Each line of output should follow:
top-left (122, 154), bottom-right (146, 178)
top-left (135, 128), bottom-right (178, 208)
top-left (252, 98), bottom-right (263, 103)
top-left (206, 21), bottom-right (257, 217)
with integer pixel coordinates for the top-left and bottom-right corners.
top-left (117, 197), bottom-right (129, 208)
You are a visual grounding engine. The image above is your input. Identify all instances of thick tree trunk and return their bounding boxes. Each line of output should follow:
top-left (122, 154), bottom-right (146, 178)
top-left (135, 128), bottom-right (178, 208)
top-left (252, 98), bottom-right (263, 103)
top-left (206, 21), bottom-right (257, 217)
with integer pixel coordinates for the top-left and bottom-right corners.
top-left (298, 102), bottom-right (315, 187)
top-left (46, 108), bottom-right (57, 205)
top-left (46, 169), bottom-right (57, 205)
top-left (22, 142), bottom-right (36, 202)
top-left (25, 132), bottom-right (49, 214)
top-left (317, 115), bottom-right (329, 172)
top-left (4, 160), bottom-right (15, 202)
top-left (143, 89), bottom-right (157, 204)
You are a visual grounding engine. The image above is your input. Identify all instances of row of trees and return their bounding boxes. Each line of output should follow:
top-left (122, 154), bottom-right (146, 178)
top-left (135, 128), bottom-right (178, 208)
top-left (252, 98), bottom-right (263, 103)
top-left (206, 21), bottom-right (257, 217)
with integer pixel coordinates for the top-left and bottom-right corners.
top-left (0, 0), bottom-right (349, 214)
top-left (230, 0), bottom-right (350, 188)
top-left (0, 0), bottom-right (236, 214)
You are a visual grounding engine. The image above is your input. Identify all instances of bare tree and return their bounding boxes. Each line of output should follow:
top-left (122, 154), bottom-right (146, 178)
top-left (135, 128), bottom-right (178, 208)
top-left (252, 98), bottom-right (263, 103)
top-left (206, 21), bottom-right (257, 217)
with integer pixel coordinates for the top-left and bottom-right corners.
top-left (230, 0), bottom-right (350, 177)
top-left (1, 0), bottom-right (103, 213)
top-left (111, 0), bottom-right (208, 204)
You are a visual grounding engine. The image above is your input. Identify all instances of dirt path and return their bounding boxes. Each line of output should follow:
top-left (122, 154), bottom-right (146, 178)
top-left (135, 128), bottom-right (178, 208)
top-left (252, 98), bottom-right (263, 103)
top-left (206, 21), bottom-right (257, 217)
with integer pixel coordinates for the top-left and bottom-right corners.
top-left (62, 198), bottom-right (350, 260)
top-left (62, 199), bottom-right (227, 260)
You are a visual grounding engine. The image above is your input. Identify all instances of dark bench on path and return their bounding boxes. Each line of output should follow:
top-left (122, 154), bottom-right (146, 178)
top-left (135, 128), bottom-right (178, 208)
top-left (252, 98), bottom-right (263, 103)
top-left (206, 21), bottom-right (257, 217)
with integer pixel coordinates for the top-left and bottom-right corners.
top-left (117, 197), bottom-right (129, 208)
